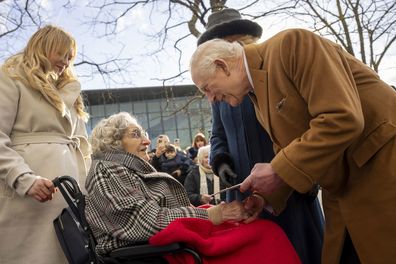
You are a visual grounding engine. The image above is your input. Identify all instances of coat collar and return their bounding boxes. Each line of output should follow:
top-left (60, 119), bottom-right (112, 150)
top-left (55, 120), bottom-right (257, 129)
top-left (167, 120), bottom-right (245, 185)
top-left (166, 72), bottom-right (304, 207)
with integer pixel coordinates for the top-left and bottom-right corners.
top-left (59, 81), bottom-right (81, 109)
top-left (244, 44), bottom-right (275, 142)
top-left (94, 149), bottom-right (156, 174)
top-left (58, 81), bottom-right (81, 129)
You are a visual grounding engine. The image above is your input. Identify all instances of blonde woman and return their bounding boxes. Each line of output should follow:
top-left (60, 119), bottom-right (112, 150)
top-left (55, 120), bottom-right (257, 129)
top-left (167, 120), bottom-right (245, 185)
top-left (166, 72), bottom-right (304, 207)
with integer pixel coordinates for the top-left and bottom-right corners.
top-left (0, 25), bottom-right (90, 263)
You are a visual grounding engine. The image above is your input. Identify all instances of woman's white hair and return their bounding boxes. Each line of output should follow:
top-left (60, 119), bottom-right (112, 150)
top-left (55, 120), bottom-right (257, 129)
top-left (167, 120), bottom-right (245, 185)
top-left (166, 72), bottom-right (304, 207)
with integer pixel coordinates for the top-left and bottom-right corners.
top-left (91, 112), bottom-right (139, 155)
top-left (190, 38), bottom-right (244, 82)
top-left (197, 144), bottom-right (211, 165)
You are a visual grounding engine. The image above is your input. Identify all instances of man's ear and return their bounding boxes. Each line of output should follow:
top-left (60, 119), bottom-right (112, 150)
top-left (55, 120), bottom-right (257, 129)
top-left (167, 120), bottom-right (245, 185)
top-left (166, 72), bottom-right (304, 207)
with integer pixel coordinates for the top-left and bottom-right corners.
top-left (214, 59), bottom-right (230, 76)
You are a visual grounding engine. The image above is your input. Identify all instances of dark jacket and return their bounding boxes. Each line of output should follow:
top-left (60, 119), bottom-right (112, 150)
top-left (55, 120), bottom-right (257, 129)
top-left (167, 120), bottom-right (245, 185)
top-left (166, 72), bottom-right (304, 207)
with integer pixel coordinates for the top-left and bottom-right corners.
top-left (160, 152), bottom-right (192, 184)
top-left (187, 146), bottom-right (198, 161)
top-left (184, 165), bottom-right (226, 206)
top-left (210, 96), bottom-right (324, 264)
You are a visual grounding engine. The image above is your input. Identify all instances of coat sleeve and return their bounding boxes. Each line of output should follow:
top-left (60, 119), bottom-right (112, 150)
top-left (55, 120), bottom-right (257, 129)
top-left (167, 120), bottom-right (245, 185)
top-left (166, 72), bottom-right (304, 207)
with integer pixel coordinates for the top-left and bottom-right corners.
top-left (270, 29), bottom-right (364, 194)
top-left (0, 70), bottom-right (36, 195)
top-left (74, 117), bottom-right (91, 163)
top-left (180, 155), bottom-right (193, 174)
top-left (184, 166), bottom-right (202, 206)
top-left (209, 102), bottom-right (235, 175)
top-left (85, 162), bottom-right (209, 242)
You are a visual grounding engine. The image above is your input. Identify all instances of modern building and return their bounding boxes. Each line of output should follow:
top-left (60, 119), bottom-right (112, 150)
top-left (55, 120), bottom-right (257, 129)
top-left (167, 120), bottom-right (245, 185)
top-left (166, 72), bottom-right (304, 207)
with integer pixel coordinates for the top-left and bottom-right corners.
top-left (82, 84), bottom-right (212, 149)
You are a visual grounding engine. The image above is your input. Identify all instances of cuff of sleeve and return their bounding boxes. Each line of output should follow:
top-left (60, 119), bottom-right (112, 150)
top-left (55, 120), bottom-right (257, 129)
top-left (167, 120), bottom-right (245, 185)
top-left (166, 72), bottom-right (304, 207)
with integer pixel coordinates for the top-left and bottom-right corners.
top-left (14, 173), bottom-right (40, 197)
top-left (271, 149), bottom-right (314, 193)
top-left (207, 204), bottom-right (223, 225)
top-left (6, 164), bottom-right (33, 188)
top-left (211, 153), bottom-right (234, 176)
top-left (262, 183), bottom-right (292, 215)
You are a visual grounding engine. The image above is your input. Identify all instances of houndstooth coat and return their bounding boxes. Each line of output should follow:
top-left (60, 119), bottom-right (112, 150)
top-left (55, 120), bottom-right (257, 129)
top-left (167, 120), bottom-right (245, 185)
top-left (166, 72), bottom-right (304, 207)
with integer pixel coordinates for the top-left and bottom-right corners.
top-left (85, 150), bottom-right (209, 255)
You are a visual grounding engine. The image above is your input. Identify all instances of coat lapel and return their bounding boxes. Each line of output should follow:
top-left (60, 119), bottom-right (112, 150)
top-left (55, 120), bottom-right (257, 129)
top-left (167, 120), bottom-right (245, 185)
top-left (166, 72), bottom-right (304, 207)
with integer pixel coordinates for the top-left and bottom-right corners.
top-left (59, 81), bottom-right (81, 134)
top-left (244, 45), bottom-right (275, 143)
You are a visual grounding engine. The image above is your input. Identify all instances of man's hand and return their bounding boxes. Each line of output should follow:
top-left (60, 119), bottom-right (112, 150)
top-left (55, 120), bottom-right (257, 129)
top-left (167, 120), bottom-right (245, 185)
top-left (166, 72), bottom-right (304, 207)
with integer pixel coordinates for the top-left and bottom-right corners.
top-left (217, 163), bottom-right (237, 187)
top-left (240, 163), bottom-right (284, 195)
top-left (242, 193), bottom-right (266, 223)
top-left (27, 178), bottom-right (55, 202)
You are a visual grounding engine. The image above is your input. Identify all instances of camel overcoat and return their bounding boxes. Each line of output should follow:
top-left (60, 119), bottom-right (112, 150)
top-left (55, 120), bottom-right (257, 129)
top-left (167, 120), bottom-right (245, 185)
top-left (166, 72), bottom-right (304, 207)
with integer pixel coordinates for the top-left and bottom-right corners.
top-left (0, 68), bottom-right (91, 264)
top-left (244, 29), bottom-right (396, 264)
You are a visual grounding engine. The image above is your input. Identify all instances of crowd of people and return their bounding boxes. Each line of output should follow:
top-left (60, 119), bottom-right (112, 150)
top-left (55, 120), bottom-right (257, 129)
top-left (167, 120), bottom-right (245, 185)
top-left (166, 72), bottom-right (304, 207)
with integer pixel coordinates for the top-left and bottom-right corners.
top-left (1, 6), bottom-right (396, 264)
top-left (147, 131), bottom-right (227, 205)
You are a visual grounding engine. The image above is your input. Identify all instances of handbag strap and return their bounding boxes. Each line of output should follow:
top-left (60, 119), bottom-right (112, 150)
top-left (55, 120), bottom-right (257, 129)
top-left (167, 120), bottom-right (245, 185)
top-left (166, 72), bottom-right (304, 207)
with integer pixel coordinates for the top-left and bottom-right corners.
top-left (54, 176), bottom-right (98, 263)
top-left (53, 176), bottom-right (82, 219)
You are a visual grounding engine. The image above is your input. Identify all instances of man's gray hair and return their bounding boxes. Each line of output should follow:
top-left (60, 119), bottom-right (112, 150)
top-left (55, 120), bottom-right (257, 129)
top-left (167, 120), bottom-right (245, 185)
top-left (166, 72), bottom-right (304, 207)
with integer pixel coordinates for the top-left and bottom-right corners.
top-left (190, 38), bottom-right (244, 79)
top-left (91, 112), bottom-right (139, 155)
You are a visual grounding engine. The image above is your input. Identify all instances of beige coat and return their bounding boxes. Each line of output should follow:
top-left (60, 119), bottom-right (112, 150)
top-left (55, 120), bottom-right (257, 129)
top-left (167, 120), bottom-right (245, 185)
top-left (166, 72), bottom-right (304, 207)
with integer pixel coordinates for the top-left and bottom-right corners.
top-left (0, 68), bottom-right (91, 264)
top-left (244, 29), bottom-right (396, 264)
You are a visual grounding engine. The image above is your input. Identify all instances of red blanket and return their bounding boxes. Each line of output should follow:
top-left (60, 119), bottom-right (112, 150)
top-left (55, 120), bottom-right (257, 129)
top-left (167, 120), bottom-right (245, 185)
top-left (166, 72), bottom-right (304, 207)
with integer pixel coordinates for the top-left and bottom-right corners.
top-left (149, 218), bottom-right (301, 264)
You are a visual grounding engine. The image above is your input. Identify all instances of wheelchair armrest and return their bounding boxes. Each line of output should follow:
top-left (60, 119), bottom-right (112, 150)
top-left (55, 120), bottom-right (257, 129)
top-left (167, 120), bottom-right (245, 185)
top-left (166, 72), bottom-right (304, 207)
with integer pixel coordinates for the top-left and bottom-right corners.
top-left (109, 242), bottom-right (184, 259)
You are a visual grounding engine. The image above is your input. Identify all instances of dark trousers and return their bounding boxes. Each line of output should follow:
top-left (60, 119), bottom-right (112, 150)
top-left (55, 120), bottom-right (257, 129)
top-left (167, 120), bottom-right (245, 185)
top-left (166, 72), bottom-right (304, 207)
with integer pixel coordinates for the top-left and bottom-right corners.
top-left (340, 231), bottom-right (360, 264)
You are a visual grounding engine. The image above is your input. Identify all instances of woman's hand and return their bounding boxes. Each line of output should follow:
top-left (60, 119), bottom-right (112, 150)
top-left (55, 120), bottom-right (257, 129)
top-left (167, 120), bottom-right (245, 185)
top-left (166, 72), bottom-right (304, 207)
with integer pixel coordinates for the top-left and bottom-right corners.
top-left (221, 200), bottom-right (249, 222)
top-left (200, 194), bottom-right (213, 204)
top-left (27, 178), bottom-right (55, 202)
top-left (207, 200), bottom-right (249, 225)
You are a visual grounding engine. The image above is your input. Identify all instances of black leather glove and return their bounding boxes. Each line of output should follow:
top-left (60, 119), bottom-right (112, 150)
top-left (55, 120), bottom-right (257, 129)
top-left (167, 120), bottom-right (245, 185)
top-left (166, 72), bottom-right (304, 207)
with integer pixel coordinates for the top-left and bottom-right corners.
top-left (217, 163), bottom-right (237, 187)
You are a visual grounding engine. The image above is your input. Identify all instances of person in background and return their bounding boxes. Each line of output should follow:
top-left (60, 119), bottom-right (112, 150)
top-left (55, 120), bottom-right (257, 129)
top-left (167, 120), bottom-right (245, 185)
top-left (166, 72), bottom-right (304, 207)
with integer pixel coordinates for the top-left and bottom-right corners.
top-left (187, 132), bottom-right (207, 163)
top-left (190, 26), bottom-right (396, 263)
top-left (173, 138), bottom-right (183, 153)
top-left (150, 134), bottom-right (170, 171)
top-left (160, 144), bottom-right (192, 184)
top-left (84, 112), bottom-right (250, 257)
top-left (0, 25), bottom-right (91, 263)
top-left (198, 8), bottom-right (324, 264)
top-left (184, 145), bottom-right (225, 206)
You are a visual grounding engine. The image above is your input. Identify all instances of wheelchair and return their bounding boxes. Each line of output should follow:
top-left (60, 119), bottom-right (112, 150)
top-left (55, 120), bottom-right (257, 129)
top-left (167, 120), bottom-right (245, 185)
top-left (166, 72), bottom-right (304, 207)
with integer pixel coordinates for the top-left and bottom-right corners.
top-left (53, 175), bottom-right (202, 264)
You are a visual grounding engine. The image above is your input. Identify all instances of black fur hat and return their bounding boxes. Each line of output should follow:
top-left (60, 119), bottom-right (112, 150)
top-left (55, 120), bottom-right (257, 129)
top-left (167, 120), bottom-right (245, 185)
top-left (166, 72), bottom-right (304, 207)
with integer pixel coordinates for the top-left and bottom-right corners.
top-left (197, 8), bottom-right (262, 46)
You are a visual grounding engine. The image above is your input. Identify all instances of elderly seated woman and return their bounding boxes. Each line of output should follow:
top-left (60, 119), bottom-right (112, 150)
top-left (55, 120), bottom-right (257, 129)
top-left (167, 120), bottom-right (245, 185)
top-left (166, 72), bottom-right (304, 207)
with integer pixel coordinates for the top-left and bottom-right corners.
top-left (85, 112), bottom-right (301, 264)
top-left (84, 112), bottom-right (248, 256)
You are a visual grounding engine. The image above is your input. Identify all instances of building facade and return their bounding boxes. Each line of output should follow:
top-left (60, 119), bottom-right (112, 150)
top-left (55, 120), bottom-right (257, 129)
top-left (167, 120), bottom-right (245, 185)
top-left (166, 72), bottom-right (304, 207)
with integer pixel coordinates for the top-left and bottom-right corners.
top-left (83, 85), bottom-right (212, 149)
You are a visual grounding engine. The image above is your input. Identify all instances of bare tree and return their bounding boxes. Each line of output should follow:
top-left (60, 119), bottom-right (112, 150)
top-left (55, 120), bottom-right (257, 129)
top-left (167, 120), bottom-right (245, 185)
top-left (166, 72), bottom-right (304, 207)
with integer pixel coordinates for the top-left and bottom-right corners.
top-left (83, 0), bottom-right (235, 109)
top-left (248, 0), bottom-right (396, 73)
top-left (2, 0), bottom-right (394, 88)
top-left (86, 0), bottom-right (396, 74)
top-left (0, 0), bottom-right (135, 87)
top-left (0, 0), bottom-right (44, 59)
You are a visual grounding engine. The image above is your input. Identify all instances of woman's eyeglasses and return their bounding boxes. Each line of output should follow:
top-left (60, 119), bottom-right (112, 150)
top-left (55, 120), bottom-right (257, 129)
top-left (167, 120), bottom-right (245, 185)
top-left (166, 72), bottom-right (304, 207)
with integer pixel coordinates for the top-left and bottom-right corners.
top-left (126, 128), bottom-right (149, 139)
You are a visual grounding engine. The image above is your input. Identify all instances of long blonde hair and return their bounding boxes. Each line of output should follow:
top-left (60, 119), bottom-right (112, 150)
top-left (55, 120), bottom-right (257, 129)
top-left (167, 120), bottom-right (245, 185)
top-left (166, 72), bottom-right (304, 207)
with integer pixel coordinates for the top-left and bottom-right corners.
top-left (2, 25), bottom-right (88, 121)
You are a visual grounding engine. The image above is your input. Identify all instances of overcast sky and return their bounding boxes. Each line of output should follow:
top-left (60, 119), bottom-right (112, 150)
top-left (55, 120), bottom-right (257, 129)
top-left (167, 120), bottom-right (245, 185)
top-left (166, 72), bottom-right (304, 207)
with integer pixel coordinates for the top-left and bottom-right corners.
top-left (2, 0), bottom-right (395, 90)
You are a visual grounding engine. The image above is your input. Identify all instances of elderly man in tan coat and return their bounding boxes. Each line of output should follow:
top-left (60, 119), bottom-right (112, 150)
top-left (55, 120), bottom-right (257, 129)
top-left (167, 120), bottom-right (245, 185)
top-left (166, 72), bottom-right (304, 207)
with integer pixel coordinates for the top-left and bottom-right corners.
top-left (190, 28), bottom-right (396, 263)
